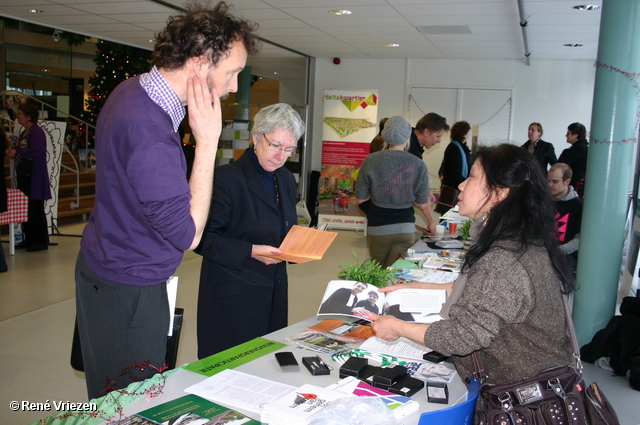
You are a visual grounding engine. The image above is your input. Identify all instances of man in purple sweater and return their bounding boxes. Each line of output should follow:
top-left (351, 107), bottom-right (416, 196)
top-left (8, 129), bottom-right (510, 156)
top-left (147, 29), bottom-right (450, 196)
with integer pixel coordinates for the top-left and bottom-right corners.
top-left (75, 3), bottom-right (259, 399)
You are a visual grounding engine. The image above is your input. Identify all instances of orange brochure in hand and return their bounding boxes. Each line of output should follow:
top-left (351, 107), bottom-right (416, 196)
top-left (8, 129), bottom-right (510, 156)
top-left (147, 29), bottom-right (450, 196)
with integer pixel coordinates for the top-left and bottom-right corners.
top-left (258, 225), bottom-right (338, 263)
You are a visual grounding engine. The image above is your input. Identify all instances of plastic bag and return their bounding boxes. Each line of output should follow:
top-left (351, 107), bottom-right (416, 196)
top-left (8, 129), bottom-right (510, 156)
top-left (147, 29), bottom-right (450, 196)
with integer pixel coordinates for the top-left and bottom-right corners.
top-left (307, 397), bottom-right (403, 425)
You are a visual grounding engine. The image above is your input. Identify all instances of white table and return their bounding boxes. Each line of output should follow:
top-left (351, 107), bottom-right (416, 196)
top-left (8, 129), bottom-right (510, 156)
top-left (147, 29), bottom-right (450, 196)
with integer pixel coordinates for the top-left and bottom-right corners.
top-left (113, 316), bottom-right (468, 424)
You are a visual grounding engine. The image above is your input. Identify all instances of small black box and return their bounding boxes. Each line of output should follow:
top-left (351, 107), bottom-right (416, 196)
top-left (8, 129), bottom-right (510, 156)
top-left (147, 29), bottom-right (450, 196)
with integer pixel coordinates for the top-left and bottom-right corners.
top-left (359, 365), bottom-right (380, 386)
top-left (371, 365), bottom-right (407, 387)
top-left (388, 374), bottom-right (425, 397)
top-left (339, 357), bottom-right (368, 378)
top-left (371, 380), bottom-right (391, 390)
top-left (426, 381), bottom-right (449, 404)
top-left (275, 351), bottom-right (299, 372)
top-left (423, 350), bottom-right (449, 363)
top-left (302, 356), bottom-right (331, 376)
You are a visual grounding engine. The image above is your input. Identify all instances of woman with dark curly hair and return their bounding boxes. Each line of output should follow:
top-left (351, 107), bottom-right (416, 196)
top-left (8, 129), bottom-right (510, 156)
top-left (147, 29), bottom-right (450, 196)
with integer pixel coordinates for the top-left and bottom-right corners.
top-left (372, 144), bottom-right (574, 386)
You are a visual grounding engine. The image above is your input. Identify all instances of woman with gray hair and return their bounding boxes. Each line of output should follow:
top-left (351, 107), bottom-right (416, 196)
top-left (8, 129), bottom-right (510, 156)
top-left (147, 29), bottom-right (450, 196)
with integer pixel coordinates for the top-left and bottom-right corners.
top-left (195, 103), bottom-right (305, 358)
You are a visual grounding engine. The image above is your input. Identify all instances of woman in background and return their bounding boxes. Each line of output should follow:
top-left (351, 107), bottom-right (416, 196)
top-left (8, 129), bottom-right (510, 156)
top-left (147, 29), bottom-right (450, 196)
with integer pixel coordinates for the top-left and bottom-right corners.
top-left (521, 122), bottom-right (556, 172)
top-left (372, 144), bottom-right (574, 386)
top-left (6, 103), bottom-right (51, 252)
top-left (435, 120), bottom-right (471, 215)
top-left (195, 103), bottom-right (305, 359)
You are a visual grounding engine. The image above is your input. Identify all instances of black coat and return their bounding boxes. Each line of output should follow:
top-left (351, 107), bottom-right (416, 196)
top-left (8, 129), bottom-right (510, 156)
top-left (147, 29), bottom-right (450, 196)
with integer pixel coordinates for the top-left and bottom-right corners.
top-left (521, 139), bottom-right (557, 171)
top-left (441, 140), bottom-right (471, 188)
top-left (558, 140), bottom-right (589, 197)
top-left (195, 148), bottom-right (298, 358)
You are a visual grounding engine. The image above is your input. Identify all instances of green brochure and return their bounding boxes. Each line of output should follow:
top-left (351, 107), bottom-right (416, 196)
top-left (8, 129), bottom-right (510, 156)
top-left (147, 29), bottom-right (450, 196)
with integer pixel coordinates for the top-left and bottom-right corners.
top-left (131, 393), bottom-right (260, 424)
top-left (182, 337), bottom-right (286, 377)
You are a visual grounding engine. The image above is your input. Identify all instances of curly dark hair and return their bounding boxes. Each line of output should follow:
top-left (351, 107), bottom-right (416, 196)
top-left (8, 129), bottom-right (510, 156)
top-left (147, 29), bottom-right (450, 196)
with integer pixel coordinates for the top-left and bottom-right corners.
top-left (18, 103), bottom-right (40, 123)
top-left (153, 2), bottom-right (260, 70)
top-left (450, 120), bottom-right (471, 142)
top-left (463, 144), bottom-right (574, 294)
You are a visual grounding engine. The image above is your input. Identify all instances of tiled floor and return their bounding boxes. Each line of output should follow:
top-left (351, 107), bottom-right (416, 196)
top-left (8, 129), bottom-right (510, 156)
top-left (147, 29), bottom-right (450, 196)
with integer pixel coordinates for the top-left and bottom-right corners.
top-left (0, 223), bottom-right (637, 425)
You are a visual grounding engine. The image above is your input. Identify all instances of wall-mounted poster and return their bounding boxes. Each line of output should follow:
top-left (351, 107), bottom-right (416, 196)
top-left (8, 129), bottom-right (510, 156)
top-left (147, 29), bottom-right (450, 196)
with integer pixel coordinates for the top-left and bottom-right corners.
top-left (318, 89), bottom-right (378, 231)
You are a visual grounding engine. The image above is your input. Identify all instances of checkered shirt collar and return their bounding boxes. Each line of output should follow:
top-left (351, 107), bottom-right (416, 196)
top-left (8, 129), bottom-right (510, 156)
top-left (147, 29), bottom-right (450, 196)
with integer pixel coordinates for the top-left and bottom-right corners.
top-left (139, 66), bottom-right (185, 132)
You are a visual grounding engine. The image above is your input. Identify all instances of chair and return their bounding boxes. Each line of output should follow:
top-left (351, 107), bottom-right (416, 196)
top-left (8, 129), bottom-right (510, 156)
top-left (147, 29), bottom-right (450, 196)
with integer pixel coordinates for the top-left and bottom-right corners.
top-left (418, 377), bottom-right (480, 425)
top-left (306, 170), bottom-right (320, 227)
top-left (70, 307), bottom-right (184, 372)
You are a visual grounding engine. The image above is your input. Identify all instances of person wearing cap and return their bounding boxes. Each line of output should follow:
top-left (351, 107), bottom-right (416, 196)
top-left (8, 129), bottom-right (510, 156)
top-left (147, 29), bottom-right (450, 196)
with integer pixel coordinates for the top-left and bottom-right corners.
top-left (356, 115), bottom-right (432, 268)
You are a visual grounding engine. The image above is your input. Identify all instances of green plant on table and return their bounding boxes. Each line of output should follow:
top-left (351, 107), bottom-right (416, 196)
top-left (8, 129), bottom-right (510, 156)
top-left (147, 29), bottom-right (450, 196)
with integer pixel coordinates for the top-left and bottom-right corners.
top-left (459, 219), bottom-right (474, 240)
top-left (338, 252), bottom-right (396, 288)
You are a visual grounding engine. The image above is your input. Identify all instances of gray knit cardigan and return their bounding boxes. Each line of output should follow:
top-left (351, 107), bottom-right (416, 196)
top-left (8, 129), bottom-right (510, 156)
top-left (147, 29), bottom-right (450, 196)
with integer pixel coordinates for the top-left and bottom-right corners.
top-left (424, 240), bottom-right (574, 385)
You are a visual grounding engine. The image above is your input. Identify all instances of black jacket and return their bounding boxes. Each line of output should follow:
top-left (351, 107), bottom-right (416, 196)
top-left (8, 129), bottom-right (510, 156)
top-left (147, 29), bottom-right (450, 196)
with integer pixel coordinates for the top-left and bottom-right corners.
top-left (558, 139), bottom-right (589, 197)
top-left (195, 148), bottom-right (298, 358)
top-left (521, 139), bottom-right (557, 171)
top-left (441, 140), bottom-right (471, 188)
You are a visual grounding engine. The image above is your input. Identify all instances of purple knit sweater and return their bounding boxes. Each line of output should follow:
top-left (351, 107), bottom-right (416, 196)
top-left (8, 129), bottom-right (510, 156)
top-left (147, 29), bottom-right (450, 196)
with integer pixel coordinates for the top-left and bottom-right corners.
top-left (80, 77), bottom-right (195, 286)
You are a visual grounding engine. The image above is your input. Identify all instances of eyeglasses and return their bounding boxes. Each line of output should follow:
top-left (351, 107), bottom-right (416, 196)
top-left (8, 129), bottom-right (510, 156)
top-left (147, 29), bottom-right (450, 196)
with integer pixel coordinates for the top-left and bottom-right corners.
top-left (263, 133), bottom-right (298, 156)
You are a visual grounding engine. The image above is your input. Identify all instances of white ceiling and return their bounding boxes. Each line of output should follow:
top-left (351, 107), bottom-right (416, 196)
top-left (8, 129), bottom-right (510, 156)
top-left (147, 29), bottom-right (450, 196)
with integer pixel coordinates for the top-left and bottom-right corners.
top-left (0, 0), bottom-right (603, 80)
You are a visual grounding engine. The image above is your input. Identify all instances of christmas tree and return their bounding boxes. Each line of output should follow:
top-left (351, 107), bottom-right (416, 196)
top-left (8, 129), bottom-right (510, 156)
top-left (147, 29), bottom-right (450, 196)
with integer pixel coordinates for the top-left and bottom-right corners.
top-left (80, 40), bottom-right (151, 147)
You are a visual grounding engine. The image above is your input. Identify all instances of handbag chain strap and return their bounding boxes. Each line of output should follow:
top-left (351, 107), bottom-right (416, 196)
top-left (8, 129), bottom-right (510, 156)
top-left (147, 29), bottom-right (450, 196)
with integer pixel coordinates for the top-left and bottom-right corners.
top-left (470, 294), bottom-right (583, 382)
top-left (561, 294), bottom-right (584, 374)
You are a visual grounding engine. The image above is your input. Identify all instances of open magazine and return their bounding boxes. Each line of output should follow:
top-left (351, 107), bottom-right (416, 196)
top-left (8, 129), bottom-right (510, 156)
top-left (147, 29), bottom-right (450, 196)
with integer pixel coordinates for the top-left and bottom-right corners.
top-left (317, 280), bottom-right (446, 323)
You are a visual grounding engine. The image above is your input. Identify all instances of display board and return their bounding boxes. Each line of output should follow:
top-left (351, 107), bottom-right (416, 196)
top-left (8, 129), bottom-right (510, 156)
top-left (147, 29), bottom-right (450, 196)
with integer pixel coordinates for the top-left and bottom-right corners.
top-left (318, 89), bottom-right (378, 231)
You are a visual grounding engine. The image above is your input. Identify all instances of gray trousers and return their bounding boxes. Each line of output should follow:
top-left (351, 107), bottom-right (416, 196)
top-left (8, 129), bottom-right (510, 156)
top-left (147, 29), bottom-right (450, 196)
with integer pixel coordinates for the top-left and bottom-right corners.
top-left (75, 251), bottom-right (169, 400)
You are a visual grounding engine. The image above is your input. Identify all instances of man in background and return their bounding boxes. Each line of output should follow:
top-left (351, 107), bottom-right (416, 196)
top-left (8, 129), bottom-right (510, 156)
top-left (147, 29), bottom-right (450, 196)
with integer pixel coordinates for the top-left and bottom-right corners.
top-left (75, 3), bottom-right (259, 399)
top-left (408, 112), bottom-right (450, 159)
top-left (548, 163), bottom-right (583, 272)
top-left (407, 112), bottom-right (449, 232)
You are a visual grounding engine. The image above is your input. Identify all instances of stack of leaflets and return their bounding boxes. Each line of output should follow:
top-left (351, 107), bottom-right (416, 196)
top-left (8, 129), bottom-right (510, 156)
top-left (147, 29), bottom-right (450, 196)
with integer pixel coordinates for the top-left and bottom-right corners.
top-left (414, 363), bottom-right (458, 384)
top-left (332, 350), bottom-right (426, 375)
top-left (260, 383), bottom-right (351, 425)
top-left (115, 394), bottom-right (259, 424)
top-left (184, 369), bottom-right (295, 418)
top-left (359, 336), bottom-right (434, 362)
top-left (393, 267), bottom-right (458, 284)
top-left (285, 331), bottom-right (353, 355)
top-left (440, 208), bottom-right (468, 222)
top-left (327, 376), bottom-right (420, 420)
top-left (421, 256), bottom-right (463, 272)
top-left (306, 318), bottom-right (375, 343)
